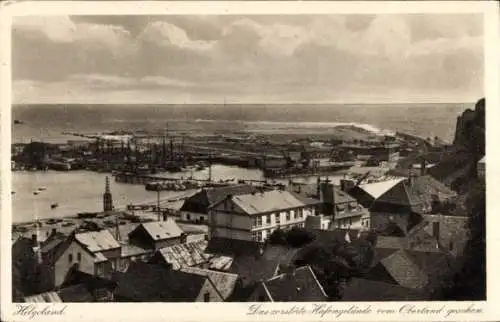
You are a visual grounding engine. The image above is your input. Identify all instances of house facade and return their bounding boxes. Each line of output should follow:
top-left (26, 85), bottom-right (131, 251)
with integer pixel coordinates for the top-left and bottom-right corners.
top-left (208, 190), bottom-right (316, 243)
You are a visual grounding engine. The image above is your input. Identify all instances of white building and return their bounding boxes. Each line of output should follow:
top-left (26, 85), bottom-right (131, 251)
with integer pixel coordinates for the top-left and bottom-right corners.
top-left (208, 190), bottom-right (317, 243)
top-left (478, 156), bottom-right (485, 179)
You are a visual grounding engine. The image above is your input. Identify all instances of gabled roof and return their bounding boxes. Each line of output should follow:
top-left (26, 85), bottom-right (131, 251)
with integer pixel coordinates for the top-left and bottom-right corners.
top-left (154, 240), bottom-right (210, 270)
top-left (224, 190), bottom-right (306, 215)
top-left (23, 284), bottom-right (93, 303)
top-left (115, 262), bottom-right (209, 302)
top-left (181, 184), bottom-right (258, 211)
top-left (261, 265), bottom-right (328, 301)
top-left (75, 230), bottom-right (120, 253)
top-left (379, 250), bottom-right (428, 289)
top-left (40, 232), bottom-right (68, 255)
top-left (138, 219), bottom-right (184, 241)
top-left (358, 178), bottom-right (406, 199)
top-left (375, 180), bottom-right (422, 208)
top-left (180, 267), bottom-right (238, 300)
top-left (341, 278), bottom-right (425, 301)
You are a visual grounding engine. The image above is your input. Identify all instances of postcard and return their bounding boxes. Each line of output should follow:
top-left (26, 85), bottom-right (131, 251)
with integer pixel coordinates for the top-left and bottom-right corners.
top-left (1, 1), bottom-right (499, 321)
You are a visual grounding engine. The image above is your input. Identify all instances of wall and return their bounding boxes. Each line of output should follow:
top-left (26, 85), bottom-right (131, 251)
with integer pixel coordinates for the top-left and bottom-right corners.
top-left (54, 241), bottom-right (94, 287)
top-left (180, 211), bottom-right (208, 223)
top-left (154, 237), bottom-right (181, 251)
top-left (333, 214), bottom-right (364, 230)
top-left (370, 211), bottom-right (410, 234)
top-left (421, 214), bottom-right (469, 257)
top-left (195, 279), bottom-right (224, 302)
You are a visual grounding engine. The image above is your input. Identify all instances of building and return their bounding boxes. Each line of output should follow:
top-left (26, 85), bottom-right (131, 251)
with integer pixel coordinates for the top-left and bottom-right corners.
top-left (114, 261), bottom-right (224, 302)
top-left (149, 240), bottom-right (211, 270)
top-left (477, 156), bottom-right (485, 179)
top-left (45, 229), bottom-right (122, 288)
top-left (128, 219), bottom-right (185, 251)
top-left (317, 182), bottom-right (371, 230)
top-left (12, 236), bottom-right (38, 301)
top-left (247, 265), bottom-right (328, 302)
top-left (179, 184), bottom-right (258, 223)
top-left (208, 189), bottom-right (316, 243)
top-left (180, 267), bottom-right (239, 301)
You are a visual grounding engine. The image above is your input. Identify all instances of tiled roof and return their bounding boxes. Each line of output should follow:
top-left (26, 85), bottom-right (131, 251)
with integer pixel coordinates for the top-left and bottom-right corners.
top-left (140, 219), bottom-right (184, 241)
top-left (155, 240), bottom-right (210, 270)
top-left (121, 244), bottom-right (152, 258)
top-left (341, 278), bottom-right (425, 301)
top-left (375, 180), bottom-right (421, 207)
top-left (229, 244), bottom-right (301, 288)
top-left (206, 255), bottom-right (234, 271)
top-left (39, 232), bottom-right (68, 255)
top-left (75, 230), bottom-right (120, 253)
top-left (181, 184), bottom-right (258, 212)
top-left (262, 265), bottom-right (328, 301)
top-left (358, 178), bottom-right (406, 199)
top-left (180, 267), bottom-right (238, 300)
top-left (379, 250), bottom-right (428, 289)
top-left (230, 190), bottom-right (306, 215)
top-left (206, 237), bottom-right (261, 256)
top-left (57, 284), bottom-right (94, 302)
top-left (115, 261), bottom-right (207, 302)
top-left (24, 292), bottom-right (62, 303)
top-left (23, 284), bottom-right (93, 303)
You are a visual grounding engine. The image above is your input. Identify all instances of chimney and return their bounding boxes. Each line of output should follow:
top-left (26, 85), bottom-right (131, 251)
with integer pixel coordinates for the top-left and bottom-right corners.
top-left (180, 233), bottom-right (187, 244)
top-left (420, 158), bottom-right (427, 176)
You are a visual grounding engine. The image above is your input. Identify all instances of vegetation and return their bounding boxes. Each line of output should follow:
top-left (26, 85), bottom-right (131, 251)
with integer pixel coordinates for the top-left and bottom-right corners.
top-left (431, 179), bottom-right (486, 300)
top-left (267, 227), bottom-right (316, 248)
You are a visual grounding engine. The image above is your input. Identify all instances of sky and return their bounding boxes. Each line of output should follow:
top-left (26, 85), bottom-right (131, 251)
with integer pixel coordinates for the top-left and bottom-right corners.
top-left (12, 14), bottom-right (484, 104)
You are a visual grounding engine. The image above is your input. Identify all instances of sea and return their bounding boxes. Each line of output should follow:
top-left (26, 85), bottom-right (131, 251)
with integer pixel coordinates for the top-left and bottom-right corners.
top-left (11, 103), bottom-right (473, 223)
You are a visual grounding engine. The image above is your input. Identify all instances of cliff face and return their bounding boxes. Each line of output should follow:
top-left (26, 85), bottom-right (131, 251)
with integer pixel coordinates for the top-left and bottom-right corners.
top-left (453, 98), bottom-right (485, 158)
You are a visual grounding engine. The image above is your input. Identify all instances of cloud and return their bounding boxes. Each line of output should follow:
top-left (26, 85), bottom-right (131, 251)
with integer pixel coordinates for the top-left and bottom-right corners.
top-left (12, 14), bottom-right (484, 104)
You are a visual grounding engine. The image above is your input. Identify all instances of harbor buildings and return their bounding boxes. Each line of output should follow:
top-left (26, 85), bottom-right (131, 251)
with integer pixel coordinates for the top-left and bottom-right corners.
top-left (207, 190), bottom-right (317, 243)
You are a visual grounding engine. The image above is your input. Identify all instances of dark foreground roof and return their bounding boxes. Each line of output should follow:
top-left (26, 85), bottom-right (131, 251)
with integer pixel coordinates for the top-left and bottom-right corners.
top-left (263, 265), bottom-right (328, 302)
top-left (341, 278), bottom-right (425, 301)
top-left (115, 262), bottom-right (207, 302)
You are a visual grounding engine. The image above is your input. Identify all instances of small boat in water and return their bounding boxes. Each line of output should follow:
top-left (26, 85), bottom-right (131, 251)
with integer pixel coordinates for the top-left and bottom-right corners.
top-left (33, 191), bottom-right (40, 195)
top-left (11, 191), bottom-right (15, 194)
top-left (38, 187), bottom-right (47, 191)
top-left (51, 203), bottom-right (59, 209)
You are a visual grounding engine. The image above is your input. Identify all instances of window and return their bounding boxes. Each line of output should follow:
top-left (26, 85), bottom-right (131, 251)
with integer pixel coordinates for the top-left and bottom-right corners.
top-left (263, 215), bottom-right (268, 225)
top-left (257, 216), bottom-right (262, 226)
top-left (286, 212), bottom-right (290, 221)
top-left (77, 253), bottom-right (82, 262)
top-left (275, 215), bottom-right (281, 224)
top-left (257, 231), bottom-right (263, 242)
top-left (186, 214), bottom-right (191, 221)
top-left (252, 232), bottom-right (257, 241)
top-left (199, 217), bottom-right (204, 223)
top-left (68, 254), bottom-right (73, 263)
top-left (252, 218), bottom-right (257, 227)
top-left (203, 292), bottom-right (210, 302)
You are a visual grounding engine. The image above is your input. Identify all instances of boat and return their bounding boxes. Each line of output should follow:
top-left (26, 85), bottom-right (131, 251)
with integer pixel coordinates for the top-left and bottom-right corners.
top-left (51, 203), bottom-right (59, 209)
top-left (38, 187), bottom-right (47, 191)
top-left (11, 191), bottom-right (15, 194)
top-left (33, 191), bottom-right (40, 195)
top-left (14, 119), bottom-right (24, 125)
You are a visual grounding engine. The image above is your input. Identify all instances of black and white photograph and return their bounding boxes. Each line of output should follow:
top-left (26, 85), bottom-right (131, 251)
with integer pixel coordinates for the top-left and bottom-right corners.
top-left (4, 1), bottom-right (491, 311)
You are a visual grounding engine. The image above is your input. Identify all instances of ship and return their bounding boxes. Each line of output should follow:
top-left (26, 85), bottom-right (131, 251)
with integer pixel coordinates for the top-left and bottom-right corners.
top-left (14, 120), bottom-right (24, 125)
top-left (51, 203), bottom-right (59, 209)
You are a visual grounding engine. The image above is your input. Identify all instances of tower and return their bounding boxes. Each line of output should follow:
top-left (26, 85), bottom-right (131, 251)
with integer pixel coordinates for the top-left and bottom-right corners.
top-left (103, 176), bottom-right (113, 212)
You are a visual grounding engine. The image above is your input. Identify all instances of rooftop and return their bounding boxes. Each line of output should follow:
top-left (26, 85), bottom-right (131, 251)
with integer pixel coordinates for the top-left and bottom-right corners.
top-left (262, 265), bottom-right (328, 302)
top-left (115, 261), bottom-right (209, 302)
top-left (358, 178), bottom-right (406, 200)
top-left (341, 278), bottom-right (425, 301)
top-left (139, 219), bottom-right (184, 241)
top-left (155, 240), bottom-right (210, 270)
top-left (75, 230), bottom-right (120, 253)
top-left (227, 190), bottom-right (306, 215)
top-left (180, 267), bottom-right (238, 300)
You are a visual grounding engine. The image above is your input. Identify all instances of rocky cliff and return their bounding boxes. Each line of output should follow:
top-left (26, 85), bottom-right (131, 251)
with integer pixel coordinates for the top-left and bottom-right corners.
top-left (453, 98), bottom-right (485, 158)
